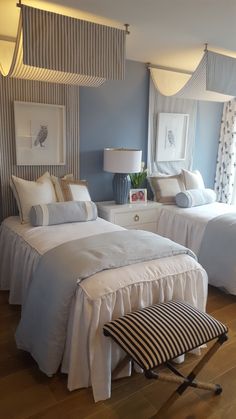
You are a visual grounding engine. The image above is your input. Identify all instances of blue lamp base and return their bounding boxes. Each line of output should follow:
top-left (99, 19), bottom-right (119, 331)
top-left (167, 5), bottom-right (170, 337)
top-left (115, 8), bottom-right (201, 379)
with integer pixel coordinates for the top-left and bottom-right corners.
top-left (113, 173), bottom-right (131, 204)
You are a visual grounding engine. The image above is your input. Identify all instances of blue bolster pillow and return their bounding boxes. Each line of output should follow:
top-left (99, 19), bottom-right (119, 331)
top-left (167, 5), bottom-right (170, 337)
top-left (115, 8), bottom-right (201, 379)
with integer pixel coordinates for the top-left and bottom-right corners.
top-left (175, 189), bottom-right (216, 208)
top-left (30, 201), bottom-right (97, 226)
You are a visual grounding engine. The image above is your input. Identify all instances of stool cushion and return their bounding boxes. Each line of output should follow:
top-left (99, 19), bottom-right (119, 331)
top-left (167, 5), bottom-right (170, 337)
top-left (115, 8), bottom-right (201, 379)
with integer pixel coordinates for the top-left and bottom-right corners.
top-left (103, 300), bottom-right (228, 371)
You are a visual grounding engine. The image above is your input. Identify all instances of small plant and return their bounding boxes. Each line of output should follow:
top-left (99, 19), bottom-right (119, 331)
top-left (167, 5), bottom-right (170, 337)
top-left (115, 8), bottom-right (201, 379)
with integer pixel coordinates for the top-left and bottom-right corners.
top-left (130, 162), bottom-right (147, 188)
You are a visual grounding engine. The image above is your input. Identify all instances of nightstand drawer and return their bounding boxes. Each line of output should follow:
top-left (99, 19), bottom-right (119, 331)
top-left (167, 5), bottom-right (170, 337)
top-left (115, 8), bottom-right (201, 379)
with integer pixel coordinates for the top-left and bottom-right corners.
top-left (114, 208), bottom-right (158, 227)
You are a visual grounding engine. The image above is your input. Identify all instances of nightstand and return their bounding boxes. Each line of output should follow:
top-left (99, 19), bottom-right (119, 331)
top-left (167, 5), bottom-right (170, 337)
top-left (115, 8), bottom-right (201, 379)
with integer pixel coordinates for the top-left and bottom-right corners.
top-left (96, 201), bottom-right (161, 233)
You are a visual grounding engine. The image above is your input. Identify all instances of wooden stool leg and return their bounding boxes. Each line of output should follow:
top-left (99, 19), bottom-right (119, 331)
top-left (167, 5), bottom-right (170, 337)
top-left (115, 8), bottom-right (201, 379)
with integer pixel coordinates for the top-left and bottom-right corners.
top-left (176, 334), bottom-right (227, 396)
top-left (112, 355), bottom-right (131, 379)
top-left (150, 334), bottom-right (227, 419)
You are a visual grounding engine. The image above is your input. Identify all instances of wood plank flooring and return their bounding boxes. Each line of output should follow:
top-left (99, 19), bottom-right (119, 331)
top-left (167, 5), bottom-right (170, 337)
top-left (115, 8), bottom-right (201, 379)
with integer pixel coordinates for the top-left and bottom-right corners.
top-left (1, 286), bottom-right (236, 419)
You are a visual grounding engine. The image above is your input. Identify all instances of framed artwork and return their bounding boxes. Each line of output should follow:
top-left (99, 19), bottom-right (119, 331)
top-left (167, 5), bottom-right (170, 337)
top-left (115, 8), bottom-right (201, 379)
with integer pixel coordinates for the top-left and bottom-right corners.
top-left (14, 101), bottom-right (66, 165)
top-left (156, 112), bottom-right (189, 162)
top-left (130, 188), bottom-right (147, 204)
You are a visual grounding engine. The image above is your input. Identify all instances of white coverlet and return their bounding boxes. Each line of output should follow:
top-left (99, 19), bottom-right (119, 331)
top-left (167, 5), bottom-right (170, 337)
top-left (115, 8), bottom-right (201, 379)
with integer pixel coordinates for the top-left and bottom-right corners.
top-left (0, 216), bottom-right (208, 401)
top-left (0, 216), bottom-right (123, 304)
top-left (156, 202), bottom-right (236, 255)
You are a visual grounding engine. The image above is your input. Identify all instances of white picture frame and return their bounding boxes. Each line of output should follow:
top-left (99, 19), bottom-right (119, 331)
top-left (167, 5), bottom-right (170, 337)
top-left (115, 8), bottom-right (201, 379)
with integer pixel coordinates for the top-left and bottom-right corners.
top-left (156, 112), bottom-right (189, 162)
top-left (129, 188), bottom-right (147, 204)
top-left (14, 101), bottom-right (66, 165)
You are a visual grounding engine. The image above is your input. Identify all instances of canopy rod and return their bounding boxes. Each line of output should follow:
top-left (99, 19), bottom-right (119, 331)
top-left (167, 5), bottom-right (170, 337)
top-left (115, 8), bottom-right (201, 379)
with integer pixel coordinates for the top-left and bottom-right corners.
top-left (0, 34), bottom-right (16, 42)
top-left (124, 23), bottom-right (130, 35)
top-left (147, 63), bottom-right (193, 75)
top-left (148, 43), bottom-right (208, 75)
top-left (16, 2), bottom-right (130, 35)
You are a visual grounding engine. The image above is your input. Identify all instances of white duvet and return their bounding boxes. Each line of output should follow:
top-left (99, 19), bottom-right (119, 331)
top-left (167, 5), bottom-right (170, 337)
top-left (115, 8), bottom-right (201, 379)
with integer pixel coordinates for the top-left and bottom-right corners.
top-left (156, 202), bottom-right (236, 255)
top-left (0, 216), bottom-right (208, 401)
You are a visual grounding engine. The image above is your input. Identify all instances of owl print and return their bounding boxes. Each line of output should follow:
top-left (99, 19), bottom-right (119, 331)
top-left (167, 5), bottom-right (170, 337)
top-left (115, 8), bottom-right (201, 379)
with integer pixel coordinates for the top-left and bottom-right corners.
top-left (34, 125), bottom-right (48, 147)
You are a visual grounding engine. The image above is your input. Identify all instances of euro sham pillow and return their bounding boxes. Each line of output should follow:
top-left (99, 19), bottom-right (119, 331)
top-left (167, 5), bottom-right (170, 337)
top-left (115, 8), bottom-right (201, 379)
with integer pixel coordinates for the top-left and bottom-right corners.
top-left (10, 172), bottom-right (57, 223)
top-left (182, 169), bottom-right (205, 190)
top-left (51, 174), bottom-right (74, 202)
top-left (148, 173), bottom-right (186, 204)
top-left (60, 179), bottom-right (91, 202)
top-left (30, 201), bottom-right (97, 226)
top-left (175, 188), bottom-right (216, 208)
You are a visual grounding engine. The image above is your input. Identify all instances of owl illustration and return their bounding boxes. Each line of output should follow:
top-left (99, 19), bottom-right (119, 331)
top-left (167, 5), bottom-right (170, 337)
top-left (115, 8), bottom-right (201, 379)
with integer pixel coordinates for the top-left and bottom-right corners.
top-left (167, 129), bottom-right (175, 147)
top-left (34, 125), bottom-right (48, 147)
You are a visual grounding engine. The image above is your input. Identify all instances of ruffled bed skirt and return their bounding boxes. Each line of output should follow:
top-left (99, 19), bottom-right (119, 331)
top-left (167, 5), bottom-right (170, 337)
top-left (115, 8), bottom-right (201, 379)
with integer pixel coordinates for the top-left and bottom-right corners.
top-left (0, 223), bottom-right (39, 304)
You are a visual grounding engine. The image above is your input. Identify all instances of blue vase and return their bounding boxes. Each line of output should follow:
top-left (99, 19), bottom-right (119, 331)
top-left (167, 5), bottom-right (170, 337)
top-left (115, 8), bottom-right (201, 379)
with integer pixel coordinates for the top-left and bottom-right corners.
top-left (113, 173), bottom-right (130, 204)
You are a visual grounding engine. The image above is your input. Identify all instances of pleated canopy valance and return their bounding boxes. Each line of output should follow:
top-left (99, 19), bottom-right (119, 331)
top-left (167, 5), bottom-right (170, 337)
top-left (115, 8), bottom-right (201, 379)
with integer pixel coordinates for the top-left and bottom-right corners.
top-left (150, 51), bottom-right (236, 102)
top-left (0, 5), bottom-right (126, 86)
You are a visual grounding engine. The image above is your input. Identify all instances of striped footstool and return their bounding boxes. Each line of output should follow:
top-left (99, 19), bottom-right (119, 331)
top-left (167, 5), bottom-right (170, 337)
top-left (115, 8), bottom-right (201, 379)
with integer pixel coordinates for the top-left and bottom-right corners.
top-left (104, 300), bottom-right (228, 417)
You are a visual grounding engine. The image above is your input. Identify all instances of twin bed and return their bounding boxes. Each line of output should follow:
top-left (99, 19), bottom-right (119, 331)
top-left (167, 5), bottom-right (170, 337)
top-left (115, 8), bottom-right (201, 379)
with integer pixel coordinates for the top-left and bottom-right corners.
top-left (156, 202), bottom-right (236, 295)
top-left (0, 214), bottom-right (207, 401)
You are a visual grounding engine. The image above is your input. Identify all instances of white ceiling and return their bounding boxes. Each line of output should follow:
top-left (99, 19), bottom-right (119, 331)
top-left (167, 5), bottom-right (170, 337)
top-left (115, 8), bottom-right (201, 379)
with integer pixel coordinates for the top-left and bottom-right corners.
top-left (1, 0), bottom-right (236, 71)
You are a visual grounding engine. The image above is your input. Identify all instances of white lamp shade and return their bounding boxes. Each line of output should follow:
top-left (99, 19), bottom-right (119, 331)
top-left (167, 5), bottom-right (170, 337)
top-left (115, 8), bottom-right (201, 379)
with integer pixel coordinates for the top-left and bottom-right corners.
top-left (104, 148), bottom-right (142, 173)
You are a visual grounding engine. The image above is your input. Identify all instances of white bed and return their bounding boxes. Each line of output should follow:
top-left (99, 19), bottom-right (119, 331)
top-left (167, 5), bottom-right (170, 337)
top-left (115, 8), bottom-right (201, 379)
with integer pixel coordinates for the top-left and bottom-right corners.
top-left (0, 216), bottom-right (208, 401)
top-left (156, 202), bottom-right (236, 293)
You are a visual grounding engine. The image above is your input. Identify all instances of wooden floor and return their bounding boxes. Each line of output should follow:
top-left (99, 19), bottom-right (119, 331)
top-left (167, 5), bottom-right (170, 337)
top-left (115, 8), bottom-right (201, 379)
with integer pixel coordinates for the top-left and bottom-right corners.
top-left (1, 286), bottom-right (236, 419)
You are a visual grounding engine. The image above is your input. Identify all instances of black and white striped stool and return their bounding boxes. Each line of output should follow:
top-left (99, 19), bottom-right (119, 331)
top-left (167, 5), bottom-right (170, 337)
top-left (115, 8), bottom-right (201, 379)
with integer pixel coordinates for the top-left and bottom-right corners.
top-left (103, 300), bottom-right (228, 417)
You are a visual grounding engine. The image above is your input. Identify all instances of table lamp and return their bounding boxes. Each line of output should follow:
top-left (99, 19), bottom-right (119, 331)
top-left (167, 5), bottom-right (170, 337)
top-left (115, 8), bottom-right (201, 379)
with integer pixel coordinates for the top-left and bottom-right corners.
top-left (104, 148), bottom-right (142, 204)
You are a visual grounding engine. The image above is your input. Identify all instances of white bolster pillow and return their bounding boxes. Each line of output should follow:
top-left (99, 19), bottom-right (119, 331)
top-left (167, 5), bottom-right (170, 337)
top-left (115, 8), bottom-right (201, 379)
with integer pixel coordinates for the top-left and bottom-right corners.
top-left (175, 189), bottom-right (216, 208)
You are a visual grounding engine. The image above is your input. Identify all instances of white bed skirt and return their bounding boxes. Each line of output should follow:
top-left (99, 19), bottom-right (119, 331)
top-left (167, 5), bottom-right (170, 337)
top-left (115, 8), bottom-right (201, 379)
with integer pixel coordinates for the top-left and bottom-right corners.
top-left (0, 223), bottom-right (40, 304)
top-left (62, 255), bottom-right (208, 401)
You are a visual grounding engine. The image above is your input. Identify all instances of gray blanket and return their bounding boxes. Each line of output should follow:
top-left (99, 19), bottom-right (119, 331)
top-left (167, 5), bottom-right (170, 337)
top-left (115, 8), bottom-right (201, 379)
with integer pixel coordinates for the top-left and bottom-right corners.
top-left (199, 213), bottom-right (236, 292)
top-left (15, 229), bottom-right (196, 376)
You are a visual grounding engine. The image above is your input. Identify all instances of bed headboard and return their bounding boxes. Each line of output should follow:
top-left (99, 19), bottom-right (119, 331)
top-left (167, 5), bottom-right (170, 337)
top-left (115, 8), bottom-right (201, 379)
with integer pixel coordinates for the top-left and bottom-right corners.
top-left (0, 75), bottom-right (80, 221)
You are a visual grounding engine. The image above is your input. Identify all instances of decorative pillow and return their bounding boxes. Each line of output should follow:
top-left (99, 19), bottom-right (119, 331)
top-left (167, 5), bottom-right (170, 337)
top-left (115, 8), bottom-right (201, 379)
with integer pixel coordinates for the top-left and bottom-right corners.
top-left (30, 201), bottom-right (97, 226)
top-left (148, 174), bottom-right (185, 204)
top-left (51, 174), bottom-right (74, 202)
top-left (182, 169), bottom-right (205, 190)
top-left (10, 172), bottom-right (57, 223)
top-left (60, 179), bottom-right (91, 202)
top-left (175, 188), bottom-right (216, 208)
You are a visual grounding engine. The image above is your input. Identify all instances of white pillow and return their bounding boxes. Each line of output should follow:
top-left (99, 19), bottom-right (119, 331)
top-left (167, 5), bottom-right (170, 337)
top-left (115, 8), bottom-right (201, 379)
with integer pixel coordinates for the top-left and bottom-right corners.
top-left (10, 172), bottom-right (57, 223)
top-left (60, 179), bottom-right (91, 202)
top-left (182, 169), bottom-right (205, 190)
top-left (148, 174), bottom-right (185, 204)
top-left (51, 174), bottom-right (74, 202)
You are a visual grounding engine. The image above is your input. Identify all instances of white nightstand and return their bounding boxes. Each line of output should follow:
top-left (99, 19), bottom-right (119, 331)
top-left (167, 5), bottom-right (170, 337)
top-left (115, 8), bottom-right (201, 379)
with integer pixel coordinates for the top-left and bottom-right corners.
top-left (96, 201), bottom-right (161, 233)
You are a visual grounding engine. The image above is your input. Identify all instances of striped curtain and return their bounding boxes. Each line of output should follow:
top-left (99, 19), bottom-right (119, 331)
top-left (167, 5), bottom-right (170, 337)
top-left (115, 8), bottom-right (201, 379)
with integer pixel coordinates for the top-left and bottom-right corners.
top-left (0, 5), bottom-right (126, 86)
top-left (214, 99), bottom-right (236, 203)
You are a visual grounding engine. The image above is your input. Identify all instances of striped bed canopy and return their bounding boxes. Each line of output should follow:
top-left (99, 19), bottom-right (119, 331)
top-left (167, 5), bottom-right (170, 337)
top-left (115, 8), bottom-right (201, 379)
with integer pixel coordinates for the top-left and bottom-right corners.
top-left (0, 4), bottom-right (126, 86)
top-left (150, 50), bottom-right (236, 102)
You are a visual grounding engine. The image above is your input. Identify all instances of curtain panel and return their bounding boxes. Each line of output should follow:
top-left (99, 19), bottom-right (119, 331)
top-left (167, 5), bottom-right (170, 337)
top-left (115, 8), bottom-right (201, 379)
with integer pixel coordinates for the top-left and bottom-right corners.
top-left (147, 77), bottom-right (197, 175)
top-left (214, 99), bottom-right (236, 203)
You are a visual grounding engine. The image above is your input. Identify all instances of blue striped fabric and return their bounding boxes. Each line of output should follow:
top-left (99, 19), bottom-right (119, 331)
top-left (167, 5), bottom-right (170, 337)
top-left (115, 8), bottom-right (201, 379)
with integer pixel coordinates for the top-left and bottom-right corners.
top-left (30, 201), bottom-right (97, 226)
top-left (1, 6), bottom-right (126, 86)
top-left (22, 6), bottom-right (125, 80)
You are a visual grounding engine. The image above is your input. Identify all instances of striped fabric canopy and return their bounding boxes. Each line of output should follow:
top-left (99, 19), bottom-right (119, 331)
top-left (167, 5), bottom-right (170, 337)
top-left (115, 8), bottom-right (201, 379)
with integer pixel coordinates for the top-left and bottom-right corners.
top-left (150, 51), bottom-right (236, 102)
top-left (0, 5), bottom-right (126, 86)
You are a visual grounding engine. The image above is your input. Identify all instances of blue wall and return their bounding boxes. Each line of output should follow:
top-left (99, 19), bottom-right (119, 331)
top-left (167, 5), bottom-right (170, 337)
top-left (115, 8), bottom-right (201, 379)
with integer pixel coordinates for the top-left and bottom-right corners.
top-left (79, 60), bottom-right (149, 201)
top-left (80, 59), bottom-right (223, 200)
top-left (193, 101), bottom-right (223, 188)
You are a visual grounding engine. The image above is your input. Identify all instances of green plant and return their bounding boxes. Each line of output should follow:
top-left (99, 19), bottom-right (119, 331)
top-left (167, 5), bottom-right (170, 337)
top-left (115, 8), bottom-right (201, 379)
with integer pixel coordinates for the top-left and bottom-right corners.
top-left (130, 163), bottom-right (147, 188)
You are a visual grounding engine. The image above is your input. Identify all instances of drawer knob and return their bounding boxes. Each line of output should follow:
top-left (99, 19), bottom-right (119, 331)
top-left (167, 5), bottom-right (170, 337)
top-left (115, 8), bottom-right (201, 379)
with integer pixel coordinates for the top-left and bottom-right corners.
top-left (134, 214), bottom-right (139, 222)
